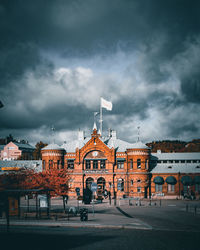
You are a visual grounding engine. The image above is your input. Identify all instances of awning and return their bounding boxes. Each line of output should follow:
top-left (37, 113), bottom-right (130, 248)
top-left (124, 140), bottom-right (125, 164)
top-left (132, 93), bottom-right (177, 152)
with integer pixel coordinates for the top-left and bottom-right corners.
top-left (153, 176), bottom-right (164, 185)
top-left (181, 176), bottom-right (193, 186)
top-left (194, 176), bottom-right (200, 184)
top-left (165, 176), bottom-right (177, 185)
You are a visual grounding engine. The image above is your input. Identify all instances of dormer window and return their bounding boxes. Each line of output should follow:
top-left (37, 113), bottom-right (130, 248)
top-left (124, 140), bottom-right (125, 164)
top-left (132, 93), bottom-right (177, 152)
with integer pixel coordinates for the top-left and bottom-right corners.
top-left (168, 166), bottom-right (172, 169)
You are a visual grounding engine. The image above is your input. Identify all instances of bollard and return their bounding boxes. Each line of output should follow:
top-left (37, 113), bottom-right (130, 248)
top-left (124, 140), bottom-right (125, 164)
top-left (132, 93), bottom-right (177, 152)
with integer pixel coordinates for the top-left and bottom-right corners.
top-left (139, 200), bottom-right (141, 206)
top-left (194, 206), bottom-right (197, 215)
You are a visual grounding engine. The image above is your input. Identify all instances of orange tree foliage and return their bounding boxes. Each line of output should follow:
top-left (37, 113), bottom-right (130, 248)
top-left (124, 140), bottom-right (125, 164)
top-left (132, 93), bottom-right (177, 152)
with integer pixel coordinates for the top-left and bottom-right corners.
top-left (23, 169), bottom-right (70, 196)
top-left (0, 169), bottom-right (69, 196)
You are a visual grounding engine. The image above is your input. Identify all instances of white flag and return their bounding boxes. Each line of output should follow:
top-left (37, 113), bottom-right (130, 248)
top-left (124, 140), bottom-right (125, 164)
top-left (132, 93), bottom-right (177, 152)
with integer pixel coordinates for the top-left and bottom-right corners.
top-left (101, 97), bottom-right (112, 111)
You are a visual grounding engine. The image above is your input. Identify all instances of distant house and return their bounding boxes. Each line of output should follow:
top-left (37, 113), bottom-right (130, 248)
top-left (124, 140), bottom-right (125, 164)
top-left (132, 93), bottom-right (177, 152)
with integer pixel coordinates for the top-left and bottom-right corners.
top-left (0, 142), bottom-right (35, 160)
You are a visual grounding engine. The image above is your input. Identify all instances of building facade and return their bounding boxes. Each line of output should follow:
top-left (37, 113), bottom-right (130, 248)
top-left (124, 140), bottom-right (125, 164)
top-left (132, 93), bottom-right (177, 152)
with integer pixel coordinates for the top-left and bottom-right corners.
top-left (0, 142), bottom-right (35, 161)
top-left (41, 125), bottom-right (200, 199)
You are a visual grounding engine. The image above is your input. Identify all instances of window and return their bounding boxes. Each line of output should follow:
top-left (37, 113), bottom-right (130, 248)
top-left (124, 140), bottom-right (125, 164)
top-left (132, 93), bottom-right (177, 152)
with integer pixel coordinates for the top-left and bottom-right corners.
top-left (155, 184), bottom-right (162, 192)
top-left (117, 179), bottom-right (124, 191)
top-left (137, 159), bottom-right (141, 169)
top-left (85, 160), bottom-right (91, 169)
top-left (145, 160), bottom-right (148, 169)
top-left (67, 159), bottom-right (74, 169)
top-left (42, 160), bottom-right (45, 170)
top-left (158, 160), bottom-right (161, 163)
top-left (93, 160), bottom-right (98, 169)
top-left (57, 160), bottom-right (60, 169)
top-left (130, 159), bottom-right (133, 169)
top-left (131, 180), bottom-right (134, 186)
top-left (49, 160), bottom-right (53, 169)
top-left (169, 160), bottom-right (173, 163)
top-left (137, 179), bottom-right (141, 183)
top-left (181, 160), bottom-right (185, 163)
top-left (100, 160), bottom-right (106, 169)
top-left (186, 160), bottom-right (191, 163)
top-left (163, 160), bottom-right (167, 163)
top-left (167, 184), bottom-right (175, 192)
top-left (195, 184), bottom-right (200, 192)
top-left (117, 160), bottom-right (124, 169)
top-left (137, 187), bottom-right (141, 193)
top-left (175, 160), bottom-right (179, 163)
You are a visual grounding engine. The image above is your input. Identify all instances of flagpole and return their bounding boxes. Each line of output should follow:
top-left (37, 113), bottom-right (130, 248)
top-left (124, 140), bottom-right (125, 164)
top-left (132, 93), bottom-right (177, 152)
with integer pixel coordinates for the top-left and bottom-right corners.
top-left (100, 98), bottom-right (103, 137)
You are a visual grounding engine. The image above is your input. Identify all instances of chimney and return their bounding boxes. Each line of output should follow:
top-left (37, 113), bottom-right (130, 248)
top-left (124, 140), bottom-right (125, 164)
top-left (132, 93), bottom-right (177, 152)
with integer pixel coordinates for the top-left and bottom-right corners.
top-left (78, 131), bottom-right (85, 141)
top-left (111, 130), bottom-right (117, 140)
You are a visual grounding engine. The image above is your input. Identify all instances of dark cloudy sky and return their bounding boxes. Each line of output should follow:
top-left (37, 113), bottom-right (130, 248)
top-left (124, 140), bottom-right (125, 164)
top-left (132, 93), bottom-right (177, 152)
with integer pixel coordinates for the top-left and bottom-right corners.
top-left (0, 0), bottom-right (200, 145)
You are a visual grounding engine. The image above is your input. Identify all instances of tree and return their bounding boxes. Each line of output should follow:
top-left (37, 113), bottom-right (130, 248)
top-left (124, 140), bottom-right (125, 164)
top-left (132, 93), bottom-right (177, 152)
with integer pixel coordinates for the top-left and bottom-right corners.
top-left (33, 141), bottom-right (48, 160)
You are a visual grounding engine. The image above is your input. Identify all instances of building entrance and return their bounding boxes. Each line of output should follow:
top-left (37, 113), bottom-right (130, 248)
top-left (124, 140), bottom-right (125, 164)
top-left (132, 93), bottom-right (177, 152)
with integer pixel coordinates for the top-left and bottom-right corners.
top-left (97, 177), bottom-right (106, 196)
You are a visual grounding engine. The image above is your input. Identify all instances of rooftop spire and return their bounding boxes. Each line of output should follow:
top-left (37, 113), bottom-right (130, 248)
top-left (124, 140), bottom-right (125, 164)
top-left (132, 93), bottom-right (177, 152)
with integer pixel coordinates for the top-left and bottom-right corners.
top-left (93, 121), bottom-right (97, 130)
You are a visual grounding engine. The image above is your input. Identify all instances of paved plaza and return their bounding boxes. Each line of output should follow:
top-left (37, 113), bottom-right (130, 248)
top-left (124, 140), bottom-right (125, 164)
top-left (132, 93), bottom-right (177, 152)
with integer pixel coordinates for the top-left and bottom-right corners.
top-left (0, 198), bottom-right (200, 249)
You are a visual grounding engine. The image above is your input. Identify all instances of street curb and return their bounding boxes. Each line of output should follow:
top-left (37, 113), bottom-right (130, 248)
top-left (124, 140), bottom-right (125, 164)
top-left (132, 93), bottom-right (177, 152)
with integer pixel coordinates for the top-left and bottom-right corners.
top-left (0, 221), bottom-right (152, 230)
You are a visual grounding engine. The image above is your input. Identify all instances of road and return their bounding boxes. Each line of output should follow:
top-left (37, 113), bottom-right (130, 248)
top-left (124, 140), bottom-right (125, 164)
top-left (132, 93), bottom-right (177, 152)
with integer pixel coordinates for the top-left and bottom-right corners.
top-left (0, 225), bottom-right (199, 250)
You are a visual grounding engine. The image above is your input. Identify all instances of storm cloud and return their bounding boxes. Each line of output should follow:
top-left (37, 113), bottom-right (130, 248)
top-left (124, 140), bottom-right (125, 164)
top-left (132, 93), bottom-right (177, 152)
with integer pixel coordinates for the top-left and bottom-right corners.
top-left (0, 0), bottom-right (200, 145)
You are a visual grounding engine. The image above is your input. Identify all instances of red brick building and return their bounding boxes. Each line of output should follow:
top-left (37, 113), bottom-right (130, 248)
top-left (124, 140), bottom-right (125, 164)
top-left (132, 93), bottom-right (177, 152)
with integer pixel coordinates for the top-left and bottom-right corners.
top-left (41, 125), bottom-right (200, 199)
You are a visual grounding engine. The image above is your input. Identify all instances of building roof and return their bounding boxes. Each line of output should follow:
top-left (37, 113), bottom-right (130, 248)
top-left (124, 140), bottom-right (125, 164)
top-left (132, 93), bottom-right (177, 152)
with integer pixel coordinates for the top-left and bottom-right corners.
top-left (0, 160), bottom-right (42, 172)
top-left (151, 152), bottom-right (200, 160)
top-left (42, 143), bottom-right (65, 151)
top-left (61, 137), bottom-right (90, 152)
top-left (0, 145), bottom-right (5, 150)
top-left (127, 141), bottom-right (150, 149)
top-left (13, 142), bottom-right (35, 150)
top-left (150, 163), bottom-right (200, 174)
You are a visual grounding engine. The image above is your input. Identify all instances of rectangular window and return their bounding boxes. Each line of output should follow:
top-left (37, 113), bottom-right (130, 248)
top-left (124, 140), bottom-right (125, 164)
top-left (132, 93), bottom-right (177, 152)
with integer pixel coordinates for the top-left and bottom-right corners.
top-left (57, 160), bottom-right (60, 169)
top-left (181, 160), bottom-right (185, 163)
top-left (137, 159), bottom-right (141, 169)
top-left (137, 187), bottom-right (141, 193)
top-left (195, 184), bottom-right (200, 192)
top-left (85, 160), bottom-right (91, 169)
top-left (117, 160), bottom-right (124, 169)
top-left (49, 160), bottom-right (53, 169)
top-left (175, 160), bottom-right (179, 163)
top-left (42, 160), bottom-right (45, 170)
top-left (167, 184), bottom-right (175, 192)
top-left (130, 160), bottom-right (133, 169)
top-left (93, 160), bottom-right (98, 169)
top-left (131, 180), bottom-right (134, 186)
top-left (157, 160), bottom-right (161, 163)
top-left (186, 160), bottom-right (191, 163)
top-left (145, 160), bottom-right (148, 169)
top-left (155, 184), bottom-right (163, 192)
top-left (67, 159), bottom-right (74, 169)
top-left (163, 160), bottom-right (167, 163)
top-left (100, 160), bottom-right (106, 169)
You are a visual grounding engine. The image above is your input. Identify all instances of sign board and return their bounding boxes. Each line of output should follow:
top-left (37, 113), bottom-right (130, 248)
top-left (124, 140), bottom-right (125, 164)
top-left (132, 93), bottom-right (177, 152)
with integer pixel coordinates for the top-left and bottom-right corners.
top-left (117, 183), bottom-right (122, 191)
top-left (91, 182), bottom-right (98, 192)
top-left (38, 195), bottom-right (48, 208)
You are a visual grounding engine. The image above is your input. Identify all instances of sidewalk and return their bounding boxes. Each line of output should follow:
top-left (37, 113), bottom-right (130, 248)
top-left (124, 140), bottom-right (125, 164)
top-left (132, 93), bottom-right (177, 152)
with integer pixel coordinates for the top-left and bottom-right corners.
top-left (0, 206), bottom-right (152, 230)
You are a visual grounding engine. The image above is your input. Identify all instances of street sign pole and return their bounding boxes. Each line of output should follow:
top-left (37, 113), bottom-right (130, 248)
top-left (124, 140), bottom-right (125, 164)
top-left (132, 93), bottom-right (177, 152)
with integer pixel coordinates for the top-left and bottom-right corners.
top-left (91, 182), bottom-right (98, 217)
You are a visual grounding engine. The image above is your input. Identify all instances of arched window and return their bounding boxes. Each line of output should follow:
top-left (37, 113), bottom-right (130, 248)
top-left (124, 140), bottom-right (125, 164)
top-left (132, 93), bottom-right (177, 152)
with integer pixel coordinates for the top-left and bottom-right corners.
top-left (130, 180), bottom-right (134, 186)
top-left (117, 178), bottom-right (124, 191)
top-left (137, 159), bottom-right (141, 169)
top-left (86, 177), bottom-right (94, 189)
